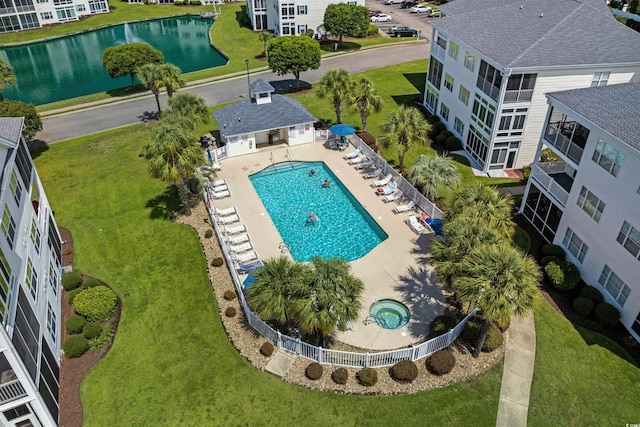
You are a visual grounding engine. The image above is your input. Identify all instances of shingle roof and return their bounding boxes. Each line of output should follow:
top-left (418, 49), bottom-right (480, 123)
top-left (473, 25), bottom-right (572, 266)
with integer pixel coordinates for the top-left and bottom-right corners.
top-left (0, 117), bottom-right (24, 146)
top-left (212, 94), bottom-right (316, 138)
top-left (434, 0), bottom-right (640, 68)
top-left (250, 78), bottom-right (274, 94)
top-left (547, 82), bottom-right (640, 154)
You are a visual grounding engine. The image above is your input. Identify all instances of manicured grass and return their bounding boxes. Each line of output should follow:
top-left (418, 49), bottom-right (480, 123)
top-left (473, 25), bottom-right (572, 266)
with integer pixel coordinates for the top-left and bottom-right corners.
top-left (35, 124), bottom-right (503, 426)
top-left (529, 302), bottom-right (640, 425)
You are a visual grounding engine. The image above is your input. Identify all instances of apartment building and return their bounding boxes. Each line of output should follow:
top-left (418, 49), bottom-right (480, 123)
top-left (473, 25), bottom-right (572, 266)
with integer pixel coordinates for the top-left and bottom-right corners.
top-left (521, 82), bottom-right (640, 342)
top-left (246, 0), bottom-right (365, 35)
top-left (423, 0), bottom-right (640, 173)
top-left (0, 0), bottom-right (108, 33)
top-left (0, 118), bottom-right (61, 426)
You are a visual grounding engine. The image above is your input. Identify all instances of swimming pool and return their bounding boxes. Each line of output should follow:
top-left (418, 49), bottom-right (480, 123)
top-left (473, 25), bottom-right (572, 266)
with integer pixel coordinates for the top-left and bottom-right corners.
top-left (249, 161), bottom-right (388, 262)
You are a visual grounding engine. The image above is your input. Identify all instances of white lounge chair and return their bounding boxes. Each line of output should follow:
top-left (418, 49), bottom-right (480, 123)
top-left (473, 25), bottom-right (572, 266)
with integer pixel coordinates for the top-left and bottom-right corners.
top-left (407, 214), bottom-right (426, 234)
top-left (383, 190), bottom-right (404, 203)
top-left (372, 173), bottom-right (392, 187)
top-left (377, 181), bottom-right (398, 196)
top-left (211, 189), bottom-right (231, 199)
top-left (228, 242), bottom-right (253, 254)
top-left (217, 214), bottom-right (240, 225)
top-left (226, 233), bottom-right (250, 245)
top-left (211, 179), bottom-right (226, 187)
top-left (233, 251), bottom-right (260, 263)
top-left (356, 159), bottom-right (375, 170)
top-left (234, 259), bottom-right (264, 274)
top-left (215, 206), bottom-right (238, 217)
top-left (349, 155), bottom-right (367, 165)
top-left (362, 167), bottom-right (383, 179)
top-left (393, 200), bottom-right (416, 213)
top-left (344, 147), bottom-right (361, 159)
top-left (212, 184), bottom-right (228, 193)
top-left (223, 224), bottom-right (247, 235)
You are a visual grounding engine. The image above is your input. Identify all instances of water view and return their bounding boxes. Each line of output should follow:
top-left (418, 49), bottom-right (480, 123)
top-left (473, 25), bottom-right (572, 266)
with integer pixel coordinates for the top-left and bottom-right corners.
top-left (0, 16), bottom-right (227, 106)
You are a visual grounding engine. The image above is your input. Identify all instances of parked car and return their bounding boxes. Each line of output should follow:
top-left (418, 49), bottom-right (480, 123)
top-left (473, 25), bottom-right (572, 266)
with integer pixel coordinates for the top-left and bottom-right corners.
top-left (410, 4), bottom-right (432, 13)
top-left (368, 8), bottom-right (382, 17)
top-left (388, 26), bottom-right (418, 37)
top-left (383, 0), bottom-right (403, 4)
top-left (371, 13), bottom-right (392, 23)
top-left (400, 0), bottom-right (418, 8)
top-left (429, 8), bottom-right (441, 17)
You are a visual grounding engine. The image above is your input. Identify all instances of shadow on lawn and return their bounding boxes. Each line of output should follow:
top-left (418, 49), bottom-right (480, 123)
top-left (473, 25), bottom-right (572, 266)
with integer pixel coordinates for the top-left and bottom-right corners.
top-left (146, 186), bottom-right (181, 220)
top-left (403, 72), bottom-right (427, 94)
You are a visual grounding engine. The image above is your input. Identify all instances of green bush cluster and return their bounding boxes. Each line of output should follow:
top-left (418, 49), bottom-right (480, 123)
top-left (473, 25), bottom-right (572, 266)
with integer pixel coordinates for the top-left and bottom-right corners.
top-left (63, 336), bottom-right (89, 358)
top-left (331, 368), bottom-right (348, 385)
top-left (482, 322), bottom-right (504, 352)
top-left (427, 114), bottom-right (441, 125)
top-left (445, 136), bottom-right (462, 151)
top-left (83, 322), bottom-right (103, 339)
top-left (545, 261), bottom-right (581, 291)
top-left (67, 288), bottom-right (83, 305)
top-left (429, 315), bottom-right (457, 337)
top-left (572, 297), bottom-right (594, 316)
top-left (89, 324), bottom-right (114, 352)
top-left (223, 290), bottom-right (236, 300)
top-left (65, 315), bottom-right (86, 335)
top-left (83, 278), bottom-right (100, 289)
top-left (541, 244), bottom-right (566, 260)
top-left (540, 255), bottom-right (560, 266)
top-left (260, 341), bottom-right (274, 357)
top-left (367, 24), bottom-right (379, 36)
top-left (204, 229), bottom-right (213, 238)
top-left (512, 226), bottom-right (531, 254)
top-left (594, 302), bottom-right (620, 326)
top-left (356, 368), bottom-right (378, 386)
top-left (390, 360), bottom-right (418, 383)
top-left (305, 362), bottom-right (323, 380)
top-left (580, 286), bottom-right (604, 304)
top-left (427, 349), bottom-right (455, 375)
top-left (462, 319), bottom-right (503, 352)
top-left (62, 271), bottom-right (83, 291)
top-left (225, 306), bottom-right (236, 317)
top-left (72, 285), bottom-right (118, 322)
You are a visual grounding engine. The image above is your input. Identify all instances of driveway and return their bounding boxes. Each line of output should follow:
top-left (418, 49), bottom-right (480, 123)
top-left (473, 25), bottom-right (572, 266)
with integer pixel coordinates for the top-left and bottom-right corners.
top-left (367, 0), bottom-right (437, 40)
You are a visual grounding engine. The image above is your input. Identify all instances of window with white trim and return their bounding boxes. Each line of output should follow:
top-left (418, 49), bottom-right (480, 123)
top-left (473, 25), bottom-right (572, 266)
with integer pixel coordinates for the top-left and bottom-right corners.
top-left (458, 86), bottom-right (469, 105)
top-left (48, 262), bottom-right (57, 295)
top-left (40, 11), bottom-right (53, 19)
top-left (562, 228), bottom-right (588, 263)
top-left (55, 6), bottom-right (76, 21)
top-left (298, 24), bottom-right (307, 34)
top-left (599, 265), bottom-right (630, 306)
top-left (497, 108), bottom-right (527, 137)
top-left (592, 139), bottom-right (624, 176)
top-left (26, 258), bottom-right (38, 300)
top-left (471, 95), bottom-right (495, 133)
top-left (448, 41), bottom-right (458, 60)
top-left (464, 51), bottom-right (475, 71)
top-left (297, 5), bottom-right (307, 14)
top-left (576, 186), bottom-right (605, 222)
top-left (47, 303), bottom-right (56, 343)
top-left (0, 248), bottom-right (11, 319)
top-left (281, 3), bottom-right (294, 19)
top-left (76, 3), bottom-right (85, 11)
top-left (281, 22), bottom-right (295, 35)
top-left (444, 73), bottom-right (454, 92)
top-left (591, 71), bottom-right (610, 87)
top-left (425, 87), bottom-right (438, 113)
top-left (617, 221), bottom-right (640, 260)
top-left (454, 117), bottom-right (464, 136)
top-left (1, 207), bottom-right (16, 250)
top-left (30, 219), bottom-right (41, 254)
top-left (439, 103), bottom-right (449, 122)
top-left (9, 173), bottom-right (22, 206)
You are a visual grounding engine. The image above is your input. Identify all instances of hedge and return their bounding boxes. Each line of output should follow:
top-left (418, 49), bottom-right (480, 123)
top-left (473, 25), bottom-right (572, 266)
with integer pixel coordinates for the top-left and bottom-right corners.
top-left (541, 244), bottom-right (566, 260)
top-left (572, 297), bottom-right (594, 317)
top-left (62, 272), bottom-right (83, 291)
top-left (83, 278), bottom-right (100, 289)
top-left (429, 315), bottom-right (457, 337)
top-left (331, 368), bottom-right (348, 385)
top-left (305, 363), bottom-right (323, 380)
top-left (462, 319), bottom-right (503, 352)
top-left (65, 315), bottom-right (86, 335)
top-left (356, 368), bottom-right (378, 386)
top-left (594, 302), bottom-right (620, 326)
top-left (545, 261), bottom-right (580, 291)
top-left (67, 288), bottom-right (83, 305)
top-left (260, 341), bottom-right (274, 356)
top-left (390, 360), bottom-right (418, 383)
top-left (63, 336), bottom-right (89, 358)
top-left (427, 349), bottom-right (455, 375)
top-left (83, 322), bottom-right (103, 339)
top-left (72, 285), bottom-right (118, 322)
top-left (445, 136), bottom-right (462, 151)
top-left (579, 286), bottom-right (604, 304)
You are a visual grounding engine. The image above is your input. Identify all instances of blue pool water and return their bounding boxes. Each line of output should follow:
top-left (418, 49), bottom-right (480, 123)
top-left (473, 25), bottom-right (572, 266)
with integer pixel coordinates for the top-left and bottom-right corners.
top-left (369, 299), bottom-right (410, 329)
top-left (249, 161), bottom-right (388, 262)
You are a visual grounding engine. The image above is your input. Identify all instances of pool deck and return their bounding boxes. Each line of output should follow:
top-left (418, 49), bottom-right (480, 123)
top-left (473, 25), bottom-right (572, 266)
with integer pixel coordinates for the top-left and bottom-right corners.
top-left (211, 140), bottom-right (446, 351)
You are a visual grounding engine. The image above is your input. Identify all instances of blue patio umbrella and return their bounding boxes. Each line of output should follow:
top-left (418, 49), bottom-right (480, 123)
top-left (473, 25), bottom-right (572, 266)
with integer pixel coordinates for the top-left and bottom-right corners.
top-left (328, 123), bottom-right (356, 137)
top-left (206, 147), bottom-right (213, 164)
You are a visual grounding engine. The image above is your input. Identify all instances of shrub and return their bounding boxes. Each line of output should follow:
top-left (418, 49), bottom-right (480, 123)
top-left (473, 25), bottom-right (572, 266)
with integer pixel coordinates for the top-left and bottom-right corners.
top-left (331, 368), bottom-right (348, 385)
top-left (223, 290), bottom-right (236, 300)
top-left (429, 315), bottom-right (457, 337)
top-left (512, 226), bottom-right (531, 254)
top-left (83, 322), bottom-right (103, 339)
top-left (367, 24), bottom-right (379, 36)
top-left (579, 285), bottom-right (604, 304)
top-left (212, 257), bottom-right (224, 267)
top-left (540, 255), bottom-right (560, 266)
top-left (541, 244), bottom-right (566, 260)
top-left (594, 302), bottom-right (620, 326)
top-left (356, 368), bottom-right (378, 386)
top-left (190, 0), bottom-right (202, 4)
top-left (483, 322), bottom-right (504, 352)
top-left (462, 319), bottom-right (503, 352)
top-left (305, 362), bottom-right (323, 380)
top-left (225, 306), bottom-right (236, 317)
top-left (72, 286), bottom-right (118, 322)
top-left (68, 288), bottom-right (83, 305)
top-left (545, 261), bottom-right (565, 289)
top-left (433, 122), bottom-right (447, 134)
top-left (174, 0), bottom-right (183, 4)
top-left (573, 296), bottom-right (594, 317)
top-left (89, 324), bottom-right (114, 352)
top-left (435, 132), bottom-right (448, 146)
top-left (65, 315), bottom-right (86, 334)
top-left (63, 336), bottom-right (89, 358)
top-left (545, 261), bottom-right (580, 291)
top-left (522, 165), bottom-right (531, 181)
top-left (427, 115), bottom-right (441, 125)
top-left (560, 261), bottom-right (581, 290)
top-left (427, 349), bottom-right (455, 375)
top-left (390, 360), bottom-right (418, 383)
top-left (445, 136), bottom-right (462, 151)
top-left (204, 229), bottom-right (213, 238)
top-left (496, 317), bottom-right (511, 332)
top-left (260, 341), bottom-right (274, 357)
top-left (62, 272), bottom-right (83, 291)
top-left (83, 278), bottom-right (100, 289)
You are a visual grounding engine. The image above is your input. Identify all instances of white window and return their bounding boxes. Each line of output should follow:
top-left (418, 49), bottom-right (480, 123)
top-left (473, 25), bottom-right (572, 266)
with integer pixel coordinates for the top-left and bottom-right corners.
top-left (347, 1), bottom-right (356, 4)
top-left (40, 11), bottom-right (53, 19)
top-left (30, 220), bottom-right (41, 254)
top-left (297, 5), bottom-right (307, 14)
top-left (281, 3), bottom-right (294, 19)
top-left (497, 108), bottom-right (527, 137)
top-left (562, 228), bottom-right (588, 263)
top-left (617, 221), bottom-right (640, 260)
top-left (1, 207), bottom-right (16, 250)
top-left (55, 6), bottom-right (76, 21)
top-left (448, 41), bottom-right (459, 60)
top-left (9, 173), bottom-right (22, 206)
top-left (76, 3), bottom-right (85, 11)
top-left (282, 22), bottom-right (295, 35)
top-left (464, 52), bottom-right (475, 71)
top-left (37, 0), bottom-right (48, 3)
top-left (26, 258), bottom-right (37, 300)
top-left (458, 86), bottom-right (469, 105)
top-left (439, 103), bottom-right (449, 122)
top-left (425, 88), bottom-right (438, 113)
top-left (576, 186), bottom-right (605, 222)
top-left (48, 263), bottom-right (57, 295)
top-left (591, 71), bottom-right (610, 87)
top-left (444, 73), bottom-right (454, 92)
top-left (454, 117), bottom-right (464, 136)
top-left (0, 248), bottom-right (12, 319)
top-left (592, 139), bottom-right (625, 177)
top-left (298, 24), bottom-right (307, 34)
top-left (599, 265), bottom-right (630, 306)
top-left (47, 303), bottom-right (56, 343)
top-left (472, 96), bottom-right (495, 132)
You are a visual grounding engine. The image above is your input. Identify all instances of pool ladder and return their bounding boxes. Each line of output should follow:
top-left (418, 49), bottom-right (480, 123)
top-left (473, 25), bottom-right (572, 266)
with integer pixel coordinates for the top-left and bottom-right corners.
top-left (364, 315), bottom-right (388, 328)
top-left (279, 242), bottom-right (290, 253)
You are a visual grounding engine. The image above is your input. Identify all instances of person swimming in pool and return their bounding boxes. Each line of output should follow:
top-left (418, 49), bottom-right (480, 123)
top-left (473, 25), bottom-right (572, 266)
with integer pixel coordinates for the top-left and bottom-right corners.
top-left (309, 169), bottom-right (316, 177)
top-left (322, 179), bottom-right (330, 188)
top-left (306, 212), bottom-right (319, 225)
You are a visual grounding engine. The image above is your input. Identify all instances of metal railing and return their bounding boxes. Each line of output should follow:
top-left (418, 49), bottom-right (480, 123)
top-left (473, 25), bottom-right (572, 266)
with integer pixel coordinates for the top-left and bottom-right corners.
top-left (530, 164), bottom-right (570, 206)
top-left (503, 89), bottom-right (533, 104)
top-left (476, 77), bottom-right (500, 101)
top-left (431, 43), bottom-right (446, 61)
top-left (543, 123), bottom-right (584, 165)
top-left (0, 379), bottom-right (27, 404)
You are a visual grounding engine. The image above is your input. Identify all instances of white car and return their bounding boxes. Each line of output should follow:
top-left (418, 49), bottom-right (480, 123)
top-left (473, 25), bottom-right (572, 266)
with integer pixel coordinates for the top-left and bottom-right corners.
top-left (383, 0), bottom-right (402, 4)
top-left (410, 4), bottom-right (432, 13)
top-left (371, 14), bottom-right (392, 23)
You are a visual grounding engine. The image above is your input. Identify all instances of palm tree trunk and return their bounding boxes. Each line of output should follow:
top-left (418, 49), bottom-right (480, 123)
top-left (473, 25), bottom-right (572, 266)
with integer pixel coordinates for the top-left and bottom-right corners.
top-left (360, 106), bottom-right (368, 132)
top-left (294, 71), bottom-right (300, 88)
top-left (130, 73), bottom-right (136, 90)
top-left (473, 318), bottom-right (490, 358)
top-left (335, 100), bottom-right (342, 124)
top-left (177, 180), bottom-right (191, 216)
top-left (154, 93), bottom-right (162, 114)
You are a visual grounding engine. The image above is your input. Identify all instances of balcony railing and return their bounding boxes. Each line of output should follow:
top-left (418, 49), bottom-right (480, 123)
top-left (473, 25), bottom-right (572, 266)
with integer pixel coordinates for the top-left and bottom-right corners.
top-left (503, 89), bottom-right (533, 103)
top-left (476, 77), bottom-right (499, 101)
top-left (431, 43), bottom-right (445, 61)
top-left (0, 6), bottom-right (16, 14)
top-left (543, 124), bottom-right (584, 165)
top-left (531, 163), bottom-right (570, 207)
top-left (0, 379), bottom-right (27, 405)
top-left (15, 4), bottom-right (35, 11)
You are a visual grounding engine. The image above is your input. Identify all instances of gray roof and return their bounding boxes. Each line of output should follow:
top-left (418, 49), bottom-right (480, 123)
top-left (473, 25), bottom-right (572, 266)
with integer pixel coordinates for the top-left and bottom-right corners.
top-left (435, 0), bottom-right (640, 69)
top-left (0, 117), bottom-right (24, 146)
top-left (547, 82), bottom-right (640, 153)
top-left (212, 94), bottom-right (316, 137)
top-left (250, 78), bottom-right (274, 94)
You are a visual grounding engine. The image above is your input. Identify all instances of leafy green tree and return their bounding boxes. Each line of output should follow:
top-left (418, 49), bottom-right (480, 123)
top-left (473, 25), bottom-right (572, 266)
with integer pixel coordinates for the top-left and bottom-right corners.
top-left (146, 119), bottom-right (203, 215)
top-left (379, 105), bottom-right (428, 173)
top-left (166, 92), bottom-right (209, 129)
top-left (258, 30), bottom-right (273, 60)
top-left (267, 35), bottom-right (321, 88)
top-left (350, 76), bottom-right (382, 132)
top-left (0, 100), bottom-right (42, 142)
top-left (0, 58), bottom-right (16, 101)
top-left (316, 68), bottom-right (354, 124)
top-left (406, 153), bottom-right (461, 201)
top-left (323, 3), bottom-right (370, 46)
top-left (446, 184), bottom-right (514, 239)
top-left (102, 42), bottom-right (164, 90)
top-left (160, 63), bottom-right (185, 97)
top-left (454, 244), bottom-right (541, 357)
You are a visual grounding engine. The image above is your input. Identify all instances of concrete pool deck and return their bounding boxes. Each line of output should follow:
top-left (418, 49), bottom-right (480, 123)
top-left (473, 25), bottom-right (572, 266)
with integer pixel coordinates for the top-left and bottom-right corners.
top-left (210, 140), bottom-right (446, 351)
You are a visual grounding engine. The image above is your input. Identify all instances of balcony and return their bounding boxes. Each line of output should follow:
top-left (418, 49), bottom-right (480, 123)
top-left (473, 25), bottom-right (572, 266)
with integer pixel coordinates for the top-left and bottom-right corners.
top-left (0, 7), bottom-right (16, 14)
top-left (0, 378), bottom-right (27, 405)
top-left (15, 4), bottom-right (35, 12)
top-left (476, 77), bottom-right (499, 101)
top-left (530, 161), bottom-right (575, 207)
top-left (503, 89), bottom-right (533, 103)
top-left (431, 43), bottom-right (445, 61)
top-left (543, 123), bottom-right (585, 165)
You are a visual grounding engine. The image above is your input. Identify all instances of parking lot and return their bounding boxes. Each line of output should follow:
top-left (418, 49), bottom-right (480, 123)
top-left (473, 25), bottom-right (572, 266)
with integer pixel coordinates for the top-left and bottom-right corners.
top-left (367, 0), bottom-right (438, 41)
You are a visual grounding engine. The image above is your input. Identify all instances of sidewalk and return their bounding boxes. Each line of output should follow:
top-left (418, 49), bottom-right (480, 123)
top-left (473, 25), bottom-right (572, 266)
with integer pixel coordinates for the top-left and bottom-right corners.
top-left (496, 313), bottom-right (536, 427)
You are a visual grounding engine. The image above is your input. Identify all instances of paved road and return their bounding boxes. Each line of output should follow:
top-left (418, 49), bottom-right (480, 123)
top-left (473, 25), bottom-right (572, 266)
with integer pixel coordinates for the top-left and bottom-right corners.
top-left (37, 43), bottom-right (429, 143)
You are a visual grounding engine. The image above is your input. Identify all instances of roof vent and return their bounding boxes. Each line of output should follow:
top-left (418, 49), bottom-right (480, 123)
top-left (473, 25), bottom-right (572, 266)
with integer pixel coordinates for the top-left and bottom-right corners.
top-left (539, 12), bottom-right (544, 17)
top-left (520, 4), bottom-right (523, 8)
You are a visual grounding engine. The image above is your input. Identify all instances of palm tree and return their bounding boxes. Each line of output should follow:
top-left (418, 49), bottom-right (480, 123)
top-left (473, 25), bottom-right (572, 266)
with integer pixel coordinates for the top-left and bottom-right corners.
top-left (161, 63), bottom-right (185, 97)
top-left (406, 153), bottom-right (461, 201)
top-left (454, 243), bottom-right (541, 357)
top-left (0, 58), bottom-right (16, 101)
top-left (246, 256), bottom-right (309, 327)
top-left (379, 105), bottom-right (428, 174)
top-left (146, 120), bottom-right (203, 215)
top-left (167, 92), bottom-right (210, 129)
top-left (291, 256), bottom-right (363, 347)
top-left (258, 30), bottom-right (273, 60)
top-left (350, 76), bottom-right (382, 133)
top-left (137, 63), bottom-right (165, 114)
top-left (316, 68), bottom-right (354, 124)
top-left (446, 184), bottom-right (514, 239)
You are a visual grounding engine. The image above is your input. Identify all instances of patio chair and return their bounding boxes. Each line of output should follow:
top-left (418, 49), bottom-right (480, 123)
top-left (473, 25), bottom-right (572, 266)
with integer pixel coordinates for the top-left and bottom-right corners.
top-left (344, 147), bottom-right (361, 159)
top-left (362, 167), bottom-right (383, 179)
top-left (393, 200), bottom-right (416, 213)
top-left (355, 159), bottom-right (374, 169)
top-left (211, 179), bottom-right (226, 187)
top-left (214, 206), bottom-right (238, 217)
top-left (348, 155), bottom-right (368, 165)
top-left (407, 214), bottom-right (426, 234)
top-left (233, 251), bottom-right (260, 264)
top-left (226, 233), bottom-right (250, 245)
top-left (223, 224), bottom-right (247, 235)
top-left (217, 214), bottom-right (240, 225)
top-left (234, 259), bottom-right (264, 274)
top-left (212, 184), bottom-right (228, 193)
top-left (211, 189), bottom-right (231, 199)
top-left (377, 181), bottom-right (398, 196)
top-left (383, 190), bottom-right (404, 203)
top-left (227, 241), bottom-right (253, 254)
top-left (371, 173), bottom-right (392, 187)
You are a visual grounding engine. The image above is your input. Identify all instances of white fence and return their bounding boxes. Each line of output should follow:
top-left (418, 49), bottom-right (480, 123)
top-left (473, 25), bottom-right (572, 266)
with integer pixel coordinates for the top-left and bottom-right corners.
top-left (204, 188), bottom-right (474, 368)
